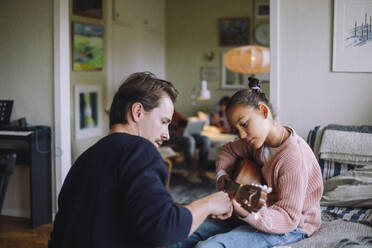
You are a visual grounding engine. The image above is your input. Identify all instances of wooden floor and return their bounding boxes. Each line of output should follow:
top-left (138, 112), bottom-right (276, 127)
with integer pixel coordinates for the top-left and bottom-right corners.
top-left (0, 215), bottom-right (52, 248)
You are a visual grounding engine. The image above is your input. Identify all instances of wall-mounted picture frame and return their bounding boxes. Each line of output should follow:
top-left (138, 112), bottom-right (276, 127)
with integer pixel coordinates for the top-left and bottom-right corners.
top-left (73, 0), bottom-right (103, 19)
top-left (200, 66), bottom-right (218, 81)
top-left (332, 0), bottom-right (372, 72)
top-left (75, 84), bottom-right (102, 140)
top-left (72, 22), bottom-right (104, 71)
top-left (255, 2), bottom-right (270, 19)
top-left (219, 18), bottom-right (250, 46)
top-left (221, 51), bottom-right (269, 89)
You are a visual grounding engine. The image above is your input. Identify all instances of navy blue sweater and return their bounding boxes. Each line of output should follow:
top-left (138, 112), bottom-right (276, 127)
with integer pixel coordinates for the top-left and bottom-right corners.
top-left (49, 133), bottom-right (192, 248)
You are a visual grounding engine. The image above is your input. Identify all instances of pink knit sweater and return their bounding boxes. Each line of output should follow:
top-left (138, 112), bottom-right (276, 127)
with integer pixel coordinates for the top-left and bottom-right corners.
top-left (216, 127), bottom-right (323, 236)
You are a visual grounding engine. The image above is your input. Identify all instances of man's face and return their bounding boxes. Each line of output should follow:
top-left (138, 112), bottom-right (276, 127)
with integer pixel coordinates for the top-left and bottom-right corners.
top-left (138, 95), bottom-right (174, 148)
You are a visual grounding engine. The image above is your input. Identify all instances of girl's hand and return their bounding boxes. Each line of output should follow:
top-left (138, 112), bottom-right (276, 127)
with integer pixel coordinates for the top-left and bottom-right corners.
top-left (217, 174), bottom-right (232, 191)
top-left (232, 199), bottom-right (249, 218)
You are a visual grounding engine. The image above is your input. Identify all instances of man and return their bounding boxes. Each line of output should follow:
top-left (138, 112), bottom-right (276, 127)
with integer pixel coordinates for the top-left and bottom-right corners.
top-left (165, 110), bottom-right (211, 183)
top-left (48, 72), bottom-right (232, 248)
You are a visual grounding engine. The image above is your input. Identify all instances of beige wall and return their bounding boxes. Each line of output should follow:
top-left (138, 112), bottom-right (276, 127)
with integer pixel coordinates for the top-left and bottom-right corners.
top-left (277, 0), bottom-right (372, 138)
top-left (0, 0), bottom-right (53, 217)
top-left (108, 0), bottom-right (166, 99)
top-left (165, 0), bottom-right (269, 117)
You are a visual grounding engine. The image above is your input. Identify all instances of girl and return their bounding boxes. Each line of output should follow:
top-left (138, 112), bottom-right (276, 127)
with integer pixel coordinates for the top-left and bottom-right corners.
top-left (211, 96), bottom-right (231, 133)
top-left (169, 79), bottom-right (323, 248)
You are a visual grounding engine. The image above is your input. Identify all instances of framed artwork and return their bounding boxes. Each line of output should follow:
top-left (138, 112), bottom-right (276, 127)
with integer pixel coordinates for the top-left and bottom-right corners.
top-left (200, 66), bottom-right (218, 81)
top-left (73, 0), bottom-right (103, 19)
top-left (72, 22), bottom-right (104, 71)
top-left (219, 18), bottom-right (250, 46)
top-left (332, 0), bottom-right (372, 72)
top-left (221, 51), bottom-right (269, 89)
top-left (75, 85), bottom-right (102, 140)
top-left (255, 2), bottom-right (270, 19)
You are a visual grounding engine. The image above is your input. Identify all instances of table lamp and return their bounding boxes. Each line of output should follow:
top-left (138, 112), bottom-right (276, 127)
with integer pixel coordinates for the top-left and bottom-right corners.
top-left (198, 80), bottom-right (211, 100)
top-left (191, 79), bottom-right (211, 106)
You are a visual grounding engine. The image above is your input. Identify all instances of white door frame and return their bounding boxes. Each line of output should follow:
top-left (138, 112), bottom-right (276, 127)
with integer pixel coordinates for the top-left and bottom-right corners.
top-left (53, 0), bottom-right (71, 214)
top-left (270, 0), bottom-right (280, 121)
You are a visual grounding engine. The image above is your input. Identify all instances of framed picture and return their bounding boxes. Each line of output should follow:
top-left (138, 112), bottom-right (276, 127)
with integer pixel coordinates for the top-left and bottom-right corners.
top-left (219, 18), bottom-right (250, 46)
top-left (221, 51), bottom-right (269, 89)
top-left (73, 0), bottom-right (103, 19)
top-left (75, 85), bottom-right (102, 140)
top-left (332, 0), bottom-right (372, 72)
top-left (72, 22), bottom-right (104, 71)
top-left (255, 2), bottom-right (270, 18)
top-left (200, 66), bottom-right (218, 81)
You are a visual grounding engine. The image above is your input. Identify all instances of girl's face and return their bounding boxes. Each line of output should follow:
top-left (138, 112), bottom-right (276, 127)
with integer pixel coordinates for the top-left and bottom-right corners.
top-left (227, 104), bottom-right (271, 149)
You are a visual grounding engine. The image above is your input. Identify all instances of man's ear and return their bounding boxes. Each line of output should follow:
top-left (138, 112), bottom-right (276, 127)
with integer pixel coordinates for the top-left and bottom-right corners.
top-left (130, 102), bottom-right (144, 122)
top-left (258, 104), bottom-right (270, 119)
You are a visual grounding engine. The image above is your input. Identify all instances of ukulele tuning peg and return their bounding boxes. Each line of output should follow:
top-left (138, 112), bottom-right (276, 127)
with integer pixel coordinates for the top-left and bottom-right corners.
top-left (254, 184), bottom-right (273, 194)
top-left (265, 186), bottom-right (272, 193)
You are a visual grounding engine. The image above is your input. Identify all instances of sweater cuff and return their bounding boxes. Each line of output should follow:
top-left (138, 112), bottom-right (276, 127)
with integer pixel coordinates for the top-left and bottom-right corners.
top-left (216, 170), bottom-right (228, 183)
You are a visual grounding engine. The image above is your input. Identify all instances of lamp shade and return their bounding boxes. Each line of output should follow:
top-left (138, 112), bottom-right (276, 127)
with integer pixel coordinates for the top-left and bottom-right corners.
top-left (224, 45), bottom-right (270, 74)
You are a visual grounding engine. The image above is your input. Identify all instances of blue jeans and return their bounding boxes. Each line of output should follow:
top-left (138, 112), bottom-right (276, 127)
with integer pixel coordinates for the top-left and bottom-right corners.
top-left (168, 219), bottom-right (307, 248)
top-left (165, 134), bottom-right (210, 171)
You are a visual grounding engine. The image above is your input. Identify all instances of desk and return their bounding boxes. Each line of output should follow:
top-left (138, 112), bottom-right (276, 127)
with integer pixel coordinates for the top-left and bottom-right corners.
top-left (0, 126), bottom-right (52, 228)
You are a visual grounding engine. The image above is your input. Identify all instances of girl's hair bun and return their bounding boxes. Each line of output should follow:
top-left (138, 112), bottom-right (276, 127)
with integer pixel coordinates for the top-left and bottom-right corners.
top-left (248, 77), bottom-right (261, 92)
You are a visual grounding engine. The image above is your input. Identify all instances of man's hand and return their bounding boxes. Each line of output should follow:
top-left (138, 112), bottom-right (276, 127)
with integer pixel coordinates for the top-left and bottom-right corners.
top-left (232, 199), bottom-right (249, 218)
top-left (217, 174), bottom-right (232, 191)
top-left (185, 191), bottom-right (232, 235)
top-left (204, 191), bottom-right (232, 217)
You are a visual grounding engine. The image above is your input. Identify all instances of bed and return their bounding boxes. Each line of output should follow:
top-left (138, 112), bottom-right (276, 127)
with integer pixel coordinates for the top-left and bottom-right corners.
top-left (286, 125), bottom-right (372, 248)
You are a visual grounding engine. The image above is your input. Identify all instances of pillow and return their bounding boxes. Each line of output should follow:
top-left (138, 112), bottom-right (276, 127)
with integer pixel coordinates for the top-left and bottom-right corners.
top-left (307, 126), bottom-right (360, 181)
top-left (319, 160), bottom-right (361, 181)
top-left (321, 165), bottom-right (372, 208)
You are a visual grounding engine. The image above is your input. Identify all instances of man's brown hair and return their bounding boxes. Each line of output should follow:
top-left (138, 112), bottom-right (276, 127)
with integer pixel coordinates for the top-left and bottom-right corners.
top-left (109, 72), bottom-right (178, 128)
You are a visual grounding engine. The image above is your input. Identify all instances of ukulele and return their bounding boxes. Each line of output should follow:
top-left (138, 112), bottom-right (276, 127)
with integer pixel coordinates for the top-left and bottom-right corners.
top-left (224, 159), bottom-right (270, 213)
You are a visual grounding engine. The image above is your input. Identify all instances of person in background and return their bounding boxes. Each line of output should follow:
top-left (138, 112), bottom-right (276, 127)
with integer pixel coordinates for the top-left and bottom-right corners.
top-left (211, 96), bottom-right (231, 133)
top-left (165, 110), bottom-right (211, 183)
top-left (169, 79), bottom-right (323, 248)
top-left (48, 72), bottom-right (233, 248)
